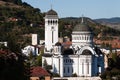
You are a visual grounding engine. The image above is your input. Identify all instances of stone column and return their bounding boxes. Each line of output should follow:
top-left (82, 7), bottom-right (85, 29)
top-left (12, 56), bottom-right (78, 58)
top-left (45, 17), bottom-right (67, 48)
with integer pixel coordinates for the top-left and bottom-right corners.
top-left (60, 56), bottom-right (63, 77)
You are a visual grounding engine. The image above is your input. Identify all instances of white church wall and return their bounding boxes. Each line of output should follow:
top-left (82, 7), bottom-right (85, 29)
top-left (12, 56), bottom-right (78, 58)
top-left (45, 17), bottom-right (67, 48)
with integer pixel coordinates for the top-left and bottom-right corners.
top-left (45, 18), bottom-right (58, 51)
top-left (53, 57), bottom-right (60, 73)
top-left (45, 57), bottom-right (52, 65)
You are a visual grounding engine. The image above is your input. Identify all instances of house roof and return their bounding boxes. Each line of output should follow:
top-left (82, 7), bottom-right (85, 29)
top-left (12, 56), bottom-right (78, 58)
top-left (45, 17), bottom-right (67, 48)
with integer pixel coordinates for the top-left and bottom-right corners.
top-left (0, 50), bottom-right (6, 54)
top-left (30, 66), bottom-right (50, 77)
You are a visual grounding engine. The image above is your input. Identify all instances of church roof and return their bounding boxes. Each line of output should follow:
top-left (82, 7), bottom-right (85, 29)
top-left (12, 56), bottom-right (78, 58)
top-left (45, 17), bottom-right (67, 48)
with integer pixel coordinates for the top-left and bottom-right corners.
top-left (46, 9), bottom-right (58, 15)
top-left (73, 23), bottom-right (91, 32)
top-left (45, 9), bottom-right (58, 18)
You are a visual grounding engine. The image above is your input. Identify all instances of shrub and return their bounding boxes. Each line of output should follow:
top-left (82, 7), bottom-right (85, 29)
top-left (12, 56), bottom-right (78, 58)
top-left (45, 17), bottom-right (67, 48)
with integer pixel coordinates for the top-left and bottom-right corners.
top-left (71, 73), bottom-right (77, 77)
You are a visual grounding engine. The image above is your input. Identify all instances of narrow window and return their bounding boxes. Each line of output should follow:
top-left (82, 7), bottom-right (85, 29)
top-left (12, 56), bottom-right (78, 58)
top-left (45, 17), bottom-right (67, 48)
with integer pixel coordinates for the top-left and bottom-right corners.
top-left (51, 20), bottom-right (52, 24)
top-left (82, 62), bottom-right (84, 74)
top-left (68, 67), bottom-right (69, 73)
top-left (55, 20), bottom-right (57, 25)
top-left (64, 67), bottom-right (65, 73)
top-left (72, 67), bottom-right (73, 73)
top-left (87, 63), bottom-right (89, 74)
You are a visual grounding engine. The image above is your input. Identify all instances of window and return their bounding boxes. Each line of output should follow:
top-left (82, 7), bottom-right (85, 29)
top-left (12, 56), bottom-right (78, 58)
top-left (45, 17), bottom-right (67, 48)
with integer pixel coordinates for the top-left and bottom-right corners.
top-left (82, 63), bottom-right (84, 74)
top-left (48, 20), bottom-right (50, 25)
top-left (64, 67), bottom-right (65, 73)
top-left (87, 63), bottom-right (89, 74)
top-left (72, 67), bottom-right (73, 73)
top-left (51, 20), bottom-right (52, 24)
top-left (55, 20), bottom-right (57, 25)
top-left (87, 37), bottom-right (88, 40)
top-left (68, 67), bottom-right (69, 73)
top-left (85, 36), bottom-right (86, 40)
top-left (64, 59), bottom-right (65, 63)
top-left (53, 20), bottom-right (55, 25)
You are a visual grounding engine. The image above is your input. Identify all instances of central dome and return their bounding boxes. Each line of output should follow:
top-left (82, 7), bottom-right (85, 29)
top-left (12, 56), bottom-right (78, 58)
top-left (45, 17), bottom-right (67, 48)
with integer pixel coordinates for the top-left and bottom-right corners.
top-left (73, 23), bottom-right (91, 32)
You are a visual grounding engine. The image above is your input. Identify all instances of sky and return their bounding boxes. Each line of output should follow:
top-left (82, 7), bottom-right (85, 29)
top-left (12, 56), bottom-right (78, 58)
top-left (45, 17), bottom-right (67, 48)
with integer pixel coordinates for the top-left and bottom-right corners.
top-left (22, 0), bottom-right (120, 19)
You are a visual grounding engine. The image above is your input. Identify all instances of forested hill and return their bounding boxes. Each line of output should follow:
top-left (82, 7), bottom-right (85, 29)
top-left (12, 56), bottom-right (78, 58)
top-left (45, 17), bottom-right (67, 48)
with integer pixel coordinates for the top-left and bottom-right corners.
top-left (60, 17), bottom-right (120, 38)
top-left (0, 0), bottom-right (22, 5)
top-left (0, 0), bottom-right (45, 51)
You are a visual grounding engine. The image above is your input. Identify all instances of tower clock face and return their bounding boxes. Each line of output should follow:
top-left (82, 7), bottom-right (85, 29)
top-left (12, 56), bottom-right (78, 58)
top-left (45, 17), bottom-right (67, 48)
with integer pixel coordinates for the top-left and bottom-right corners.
top-left (51, 26), bottom-right (55, 31)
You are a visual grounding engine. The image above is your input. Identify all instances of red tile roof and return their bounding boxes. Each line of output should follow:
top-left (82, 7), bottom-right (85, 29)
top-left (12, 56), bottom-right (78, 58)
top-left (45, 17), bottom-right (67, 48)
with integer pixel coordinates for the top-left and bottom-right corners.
top-left (30, 66), bottom-right (50, 77)
top-left (0, 50), bottom-right (6, 54)
top-left (62, 41), bottom-right (72, 46)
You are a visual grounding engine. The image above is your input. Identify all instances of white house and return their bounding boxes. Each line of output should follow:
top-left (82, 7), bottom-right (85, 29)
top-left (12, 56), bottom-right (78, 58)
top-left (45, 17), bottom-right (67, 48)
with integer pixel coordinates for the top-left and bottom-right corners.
top-left (42, 9), bottom-right (104, 77)
top-left (22, 45), bottom-right (39, 56)
top-left (0, 42), bottom-right (7, 47)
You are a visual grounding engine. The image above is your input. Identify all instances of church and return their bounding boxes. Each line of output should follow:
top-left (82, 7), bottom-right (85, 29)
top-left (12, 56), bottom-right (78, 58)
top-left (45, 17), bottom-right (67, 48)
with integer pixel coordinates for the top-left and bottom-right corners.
top-left (42, 9), bottom-right (104, 77)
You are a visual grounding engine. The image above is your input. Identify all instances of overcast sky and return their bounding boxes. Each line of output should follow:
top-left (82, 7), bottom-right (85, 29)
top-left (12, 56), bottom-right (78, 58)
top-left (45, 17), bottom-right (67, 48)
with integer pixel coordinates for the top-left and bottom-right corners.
top-left (22, 0), bottom-right (120, 19)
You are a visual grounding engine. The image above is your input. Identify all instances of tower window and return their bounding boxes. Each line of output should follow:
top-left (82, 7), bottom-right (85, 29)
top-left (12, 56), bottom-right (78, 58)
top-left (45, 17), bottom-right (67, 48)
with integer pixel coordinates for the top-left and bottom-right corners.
top-left (53, 20), bottom-right (55, 25)
top-left (48, 20), bottom-right (50, 25)
top-left (51, 26), bottom-right (54, 30)
top-left (51, 20), bottom-right (52, 24)
top-left (55, 20), bottom-right (57, 24)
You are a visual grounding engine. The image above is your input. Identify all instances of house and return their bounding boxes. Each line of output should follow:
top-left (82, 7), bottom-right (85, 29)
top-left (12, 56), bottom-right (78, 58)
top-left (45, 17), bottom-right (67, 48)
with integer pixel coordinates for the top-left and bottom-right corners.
top-left (30, 66), bottom-right (51, 80)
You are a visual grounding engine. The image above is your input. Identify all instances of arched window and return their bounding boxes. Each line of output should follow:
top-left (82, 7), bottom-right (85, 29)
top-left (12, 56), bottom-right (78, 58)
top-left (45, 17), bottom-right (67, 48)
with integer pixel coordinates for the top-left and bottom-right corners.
top-left (87, 63), bottom-right (89, 74)
top-left (55, 20), bottom-right (57, 25)
top-left (64, 67), bottom-right (65, 73)
top-left (82, 62), bottom-right (84, 74)
top-left (51, 20), bottom-right (52, 24)
top-left (82, 49), bottom-right (92, 55)
top-left (48, 20), bottom-right (50, 25)
top-left (68, 67), bottom-right (69, 73)
top-left (82, 36), bottom-right (83, 40)
top-left (87, 36), bottom-right (88, 40)
top-left (72, 67), bottom-right (73, 73)
top-left (80, 36), bottom-right (81, 40)
top-left (53, 20), bottom-right (55, 25)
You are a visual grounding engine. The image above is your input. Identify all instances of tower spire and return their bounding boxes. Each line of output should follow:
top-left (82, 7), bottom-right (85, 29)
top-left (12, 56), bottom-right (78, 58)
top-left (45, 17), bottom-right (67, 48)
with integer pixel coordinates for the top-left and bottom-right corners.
top-left (81, 14), bottom-right (84, 23)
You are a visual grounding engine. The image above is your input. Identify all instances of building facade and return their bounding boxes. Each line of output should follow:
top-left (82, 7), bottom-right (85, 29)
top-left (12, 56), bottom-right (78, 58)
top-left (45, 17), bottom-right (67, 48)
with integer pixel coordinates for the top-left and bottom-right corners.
top-left (42, 9), bottom-right (104, 77)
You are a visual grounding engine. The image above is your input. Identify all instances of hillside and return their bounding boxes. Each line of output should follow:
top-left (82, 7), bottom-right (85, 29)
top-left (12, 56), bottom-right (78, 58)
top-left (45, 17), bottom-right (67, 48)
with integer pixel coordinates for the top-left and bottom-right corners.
top-left (95, 17), bottom-right (120, 24)
top-left (0, 0), bottom-right (45, 52)
top-left (95, 17), bottom-right (120, 31)
top-left (60, 17), bottom-right (120, 37)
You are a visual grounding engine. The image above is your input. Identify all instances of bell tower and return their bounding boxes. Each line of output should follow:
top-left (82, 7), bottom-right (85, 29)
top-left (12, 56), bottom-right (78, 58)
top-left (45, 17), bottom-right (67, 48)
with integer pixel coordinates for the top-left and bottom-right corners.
top-left (44, 9), bottom-right (58, 52)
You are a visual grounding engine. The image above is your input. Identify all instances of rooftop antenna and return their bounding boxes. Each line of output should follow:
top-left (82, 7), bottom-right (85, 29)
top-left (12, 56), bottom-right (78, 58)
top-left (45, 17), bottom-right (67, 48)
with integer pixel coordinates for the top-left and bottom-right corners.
top-left (81, 14), bottom-right (84, 23)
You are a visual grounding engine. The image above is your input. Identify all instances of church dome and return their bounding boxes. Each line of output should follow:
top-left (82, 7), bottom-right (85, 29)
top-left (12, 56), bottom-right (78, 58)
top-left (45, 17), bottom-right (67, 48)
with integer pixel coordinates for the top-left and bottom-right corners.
top-left (46, 9), bottom-right (58, 15)
top-left (73, 23), bottom-right (91, 32)
top-left (45, 9), bottom-right (58, 18)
